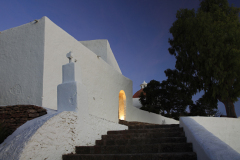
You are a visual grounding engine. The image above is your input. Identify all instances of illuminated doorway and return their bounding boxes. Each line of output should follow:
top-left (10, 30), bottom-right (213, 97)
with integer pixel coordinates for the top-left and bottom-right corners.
top-left (119, 90), bottom-right (126, 120)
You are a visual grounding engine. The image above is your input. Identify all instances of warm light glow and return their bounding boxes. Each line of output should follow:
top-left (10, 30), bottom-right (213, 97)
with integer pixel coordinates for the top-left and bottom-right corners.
top-left (119, 90), bottom-right (126, 120)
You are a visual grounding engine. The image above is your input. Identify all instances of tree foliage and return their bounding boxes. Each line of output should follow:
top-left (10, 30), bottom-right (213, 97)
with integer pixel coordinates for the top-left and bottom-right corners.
top-left (139, 78), bottom-right (193, 120)
top-left (139, 80), bottom-right (162, 114)
top-left (168, 0), bottom-right (240, 117)
top-left (189, 91), bottom-right (218, 116)
top-left (162, 69), bottom-right (193, 114)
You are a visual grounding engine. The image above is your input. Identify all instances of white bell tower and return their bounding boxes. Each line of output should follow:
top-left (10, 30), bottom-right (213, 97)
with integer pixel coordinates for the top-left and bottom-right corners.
top-left (140, 81), bottom-right (147, 89)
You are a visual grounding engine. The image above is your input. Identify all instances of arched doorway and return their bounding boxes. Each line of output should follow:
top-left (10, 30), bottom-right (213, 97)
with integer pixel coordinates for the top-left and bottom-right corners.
top-left (119, 90), bottom-right (126, 120)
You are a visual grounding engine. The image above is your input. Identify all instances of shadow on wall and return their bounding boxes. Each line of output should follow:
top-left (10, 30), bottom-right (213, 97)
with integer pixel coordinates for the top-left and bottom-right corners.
top-left (119, 90), bottom-right (126, 120)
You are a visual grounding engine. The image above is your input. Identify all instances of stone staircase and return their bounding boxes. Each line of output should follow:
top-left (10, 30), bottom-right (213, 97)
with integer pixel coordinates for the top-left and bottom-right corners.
top-left (62, 120), bottom-right (197, 160)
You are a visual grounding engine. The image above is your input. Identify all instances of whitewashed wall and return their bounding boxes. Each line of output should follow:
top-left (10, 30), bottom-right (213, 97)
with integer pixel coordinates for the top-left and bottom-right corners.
top-left (0, 16), bottom-right (177, 125)
top-left (126, 105), bottom-right (179, 124)
top-left (133, 98), bottom-right (142, 108)
top-left (19, 111), bottom-right (127, 160)
top-left (80, 40), bottom-right (122, 74)
top-left (0, 16), bottom-right (132, 123)
top-left (0, 110), bottom-right (127, 160)
top-left (42, 16), bottom-right (133, 123)
top-left (0, 19), bottom-right (45, 106)
top-left (180, 117), bottom-right (240, 160)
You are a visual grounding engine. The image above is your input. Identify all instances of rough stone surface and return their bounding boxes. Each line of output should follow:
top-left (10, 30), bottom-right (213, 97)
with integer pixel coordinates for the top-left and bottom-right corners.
top-left (0, 108), bottom-right (59, 160)
top-left (0, 105), bottom-right (47, 134)
top-left (63, 120), bottom-right (197, 160)
top-left (19, 112), bottom-right (127, 160)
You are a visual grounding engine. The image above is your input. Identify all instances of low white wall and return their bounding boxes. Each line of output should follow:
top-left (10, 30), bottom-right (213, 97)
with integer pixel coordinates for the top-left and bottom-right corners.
top-left (20, 111), bottom-right (127, 160)
top-left (132, 98), bottom-right (142, 108)
top-left (0, 108), bottom-right (60, 160)
top-left (180, 117), bottom-right (240, 160)
top-left (126, 105), bottom-right (179, 124)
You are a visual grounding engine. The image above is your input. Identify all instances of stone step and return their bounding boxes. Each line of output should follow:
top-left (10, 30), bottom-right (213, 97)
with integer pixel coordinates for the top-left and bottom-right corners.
top-left (75, 143), bottom-right (193, 154)
top-left (62, 120), bottom-right (197, 160)
top-left (128, 124), bottom-right (180, 130)
top-left (63, 152), bottom-right (197, 160)
top-left (107, 127), bottom-right (183, 134)
top-left (102, 131), bottom-right (185, 140)
top-left (96, 137), bottom-right (187, 146)
top-left (119, 120), bottom-right (155, 125)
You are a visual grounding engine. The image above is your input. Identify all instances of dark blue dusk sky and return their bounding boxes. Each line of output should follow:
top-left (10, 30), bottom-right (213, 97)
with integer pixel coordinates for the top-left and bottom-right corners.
top-left (1, 0), bottom-right (240, 116)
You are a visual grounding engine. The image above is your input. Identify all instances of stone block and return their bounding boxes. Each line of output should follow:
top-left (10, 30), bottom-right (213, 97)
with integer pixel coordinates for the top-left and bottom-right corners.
top-left (27, 109), bottom-right (37, 113)
top-left (29, 113), bottom-right (39, 118)
top-left (37, 108), bottom-right (46, 112)
top-left (13, 106), bottom-right (19, 111)
top-left (6, 107), bottom-right (12, 111)
top-left (20, 118), bottom-right (28, 121)
top-left (39, 112), bottom-right (47, 116)
top-left (33, 106), bottom-right (39, 109)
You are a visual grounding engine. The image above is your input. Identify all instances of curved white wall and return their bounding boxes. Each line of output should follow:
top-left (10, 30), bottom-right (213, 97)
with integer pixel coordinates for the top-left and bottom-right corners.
top-left (0, 108), bottom-right (60, 160)
top-left (180, 117), bottom-right (240, 160)
top-left (126, 105), bottom-right (179, 124)
top-left (0, 110), bottom-right (127, 160)
top-left (132, 98), bottom-right (142, 108)
top-left (20, 112), bottom-right (127, 160)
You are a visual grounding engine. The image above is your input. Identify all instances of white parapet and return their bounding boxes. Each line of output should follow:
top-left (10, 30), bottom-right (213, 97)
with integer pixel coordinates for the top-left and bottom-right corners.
top-left (180, 117), bottom-right (240, 160)
top-left (132, 98), bottom-right (142, 108)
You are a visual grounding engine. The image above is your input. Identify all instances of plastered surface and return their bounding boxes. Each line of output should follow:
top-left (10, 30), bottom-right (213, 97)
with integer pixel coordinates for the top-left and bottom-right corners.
top-left (43, 16), bottom-right (133, 123)
top-left (0, 18), bottom-right (45, 106)
top-left (132, 98), bottom-right (142, 108)
top-left (126, 104), bottom-right (179, 124)
top-left (80, 40), bottom-right (122, 74)
top-left (20, 111), bottom-right (127, 160)
top-left (190, 117), bottom-right (240, 153)
top-left (0, 108), bottom-right (60, 160)
top-left (180, 117), bottom-right (240, 160)
top-left (0, 16), bottom-right (178, 125)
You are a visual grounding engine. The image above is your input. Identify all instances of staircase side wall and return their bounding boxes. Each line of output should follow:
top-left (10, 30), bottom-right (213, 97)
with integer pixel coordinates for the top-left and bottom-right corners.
top-left (126, 105), bottom-right (179, 124)
top-left (0, 18), bottom-right (45, 107)
top-left (180, 117), bottom-right (240, 160)
top-left (132, 98), bottom-right (142, 108)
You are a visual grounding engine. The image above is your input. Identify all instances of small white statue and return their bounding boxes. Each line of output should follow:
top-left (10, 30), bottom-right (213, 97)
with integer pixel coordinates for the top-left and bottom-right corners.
top-left (66, 51), bottom-right (73, 63)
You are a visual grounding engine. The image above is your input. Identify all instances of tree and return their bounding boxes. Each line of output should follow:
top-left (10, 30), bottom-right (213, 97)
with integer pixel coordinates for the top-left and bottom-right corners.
top-left (162, 69), bottom-right (193, 116)
top-left (168, 0), bottom-right (240, 117)
top-left (189, 91), bottom-right (218, 116)
top-left (139, 80), bottom-right (162, 114)
top-left (139, 77), bottom-right (193, 120)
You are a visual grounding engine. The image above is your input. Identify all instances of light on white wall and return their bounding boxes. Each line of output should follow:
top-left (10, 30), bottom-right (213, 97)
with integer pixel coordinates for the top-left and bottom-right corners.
top-left (119, 90), bottom-right (126, 120)
top-left (120, 116), bottom-right (124, 120)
